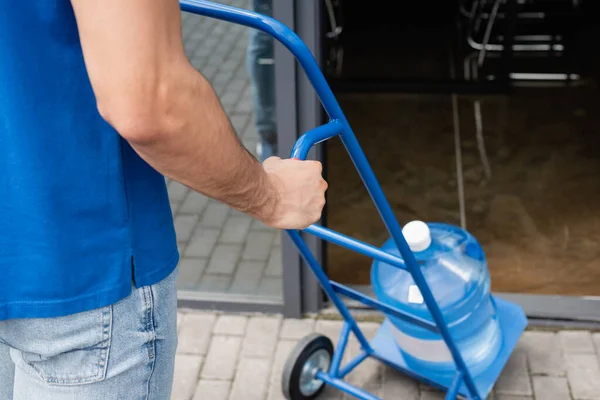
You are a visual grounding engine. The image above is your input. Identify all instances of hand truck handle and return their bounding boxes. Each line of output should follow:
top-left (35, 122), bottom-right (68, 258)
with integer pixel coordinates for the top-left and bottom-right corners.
top-left (290, 120), bottom-right (344, 160)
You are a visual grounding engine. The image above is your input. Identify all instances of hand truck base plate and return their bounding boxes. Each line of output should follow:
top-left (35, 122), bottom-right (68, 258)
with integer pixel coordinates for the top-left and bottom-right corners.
top-left (369, 296), bottom-right (527, 399)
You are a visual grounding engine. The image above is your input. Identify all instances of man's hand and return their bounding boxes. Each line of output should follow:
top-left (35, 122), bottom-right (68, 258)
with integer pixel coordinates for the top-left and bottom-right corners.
top-left (261, 157), bottom-right (327, 229)
top-left (69, 0), bottom-right (327, 229)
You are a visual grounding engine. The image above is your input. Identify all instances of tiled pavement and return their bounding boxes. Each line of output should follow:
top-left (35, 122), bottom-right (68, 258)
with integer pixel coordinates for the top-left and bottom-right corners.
top-left (168, 0), bottom-right (283, 299)
top-left (172, 308), bottom-right (600, 400)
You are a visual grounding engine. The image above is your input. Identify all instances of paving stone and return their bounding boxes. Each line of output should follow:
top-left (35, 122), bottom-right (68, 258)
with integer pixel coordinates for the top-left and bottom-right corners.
top-left (242, 315), bottom-right (282, 358)
top-left (243, 138), bottom-right (260, 157)
top-left (220, 216), bottom-right (252, 244)
top-left (228, 78), bottom-right (246, 93)
top-left (199, 202), bottom-right (230, 228)
top-left (242, 231), bottom-right (275, 261)
top-left (234, 61), bottom-right (247, 75)
top-left (242, 124), bottom-right (260, 141)
top-left (174, 214), bottom-right (199, 243)
top-left (382, 369), bottom-right (419, 399)
top-left (267, 386), bottom-right (287, 400)
top-left (228, 208), bottom-right (248, 218)
top-left (193, 380), bottom-right (231, 400)
top-left (178, 313), bottom-right (216, 355)
top-left (177, 258), bottom-right (207, 289)
top-left (280, 318), bottom-right (316, 340)
top-left (560, 330), bottom-right (596, 354)
top-left (184, 229), bottom-right (220, 258)
top-left (495, 396), bottom-right (533, 400)
top-left (566, 353), bottom-right (600, 400)
top-left (207, 58), bottom-right (227, 71)
top-left (230, 358), bottom-right (271, 400)
top-left (191, 57), bottom-right (208, 71)
top-left (217, 82), bottom-right (237, 99)
top-left (223, 102), bottom-right (236, 114)
top-left (519, 331), bottom-right (565, 376)
top-left (594, 333), bottom-right (600, 354)
top-left (235, 98), bottom-right (253, 114)
top-left (420, 383), bottom-right (439, 392)
top-left (264, 246), bottom-right (282, 277)
top-left (172, 354), bottom-right (203, 400)
top-left (230, 114), bottom-right (250, 133)
top-left (314, 320), bottom-right (345, 346)
top-left (213, 314), bottom-right (248, 336)
top-left (170, 202), bottom-right (180, 216)
top-left (532, 376), bottom-right (571, 400)
top-left (177, 311), bottom-right (185, 332)
top-left (201, 335), bottom-right (242, 380)
top-left (257, 276), bottom-right (283, 298)
top-left (229, 261), bottom-right (265, 294)
top-left (184, 40), bottom-right (200, 55)
top-left (206, 244), bottom-right (242, 274)
top-left (250, 218), bottom-right (272, 231)
top-left (221, 91), bottom-right (244, 107)
top-left (495, 350), bottom-right (533, 397)
top-left (198, 274), bottom-right (231, 292)
top-left (179, 191), bottom-right (209, 214)
top-left (346, 323), bottom-right (382, 389)
top-left (213, 82), bottom-right (228, 97)
top-left (168, 180), bottom-right (189, 203)
top-left (219, 60), bottom-right (239, 72)
top-left (239, 95), bottom-right (253, 111)
top-left (319, 386), bottom-right (343, 400)
top-left (181, 20), bottom-right (199, 37)
top-left (347, 356), bottom-right (383, 392)
top-left (420, 391), bottom-right (445, 400)
top-left (187, 28), bottom-right (208, 42)
top-left (204, 66), bottom-right (219, 81)
top-left (269, 340), bottom-right (298, 388)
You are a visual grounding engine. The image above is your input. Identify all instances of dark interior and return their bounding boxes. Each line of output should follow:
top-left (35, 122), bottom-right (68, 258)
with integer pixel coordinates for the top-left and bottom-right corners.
top-left (320, 0), bottom-right (600, 296)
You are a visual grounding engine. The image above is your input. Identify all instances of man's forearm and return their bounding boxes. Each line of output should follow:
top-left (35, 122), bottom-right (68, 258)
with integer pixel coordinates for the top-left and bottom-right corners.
top-left (127, 63), bottom-right (278, 222)
top-left (70, 0), bottom-right (326, 230)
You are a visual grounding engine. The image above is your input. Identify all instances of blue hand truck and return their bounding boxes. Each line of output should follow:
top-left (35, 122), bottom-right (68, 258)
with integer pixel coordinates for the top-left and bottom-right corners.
top-left (180, 2), bottom-right (528, 399)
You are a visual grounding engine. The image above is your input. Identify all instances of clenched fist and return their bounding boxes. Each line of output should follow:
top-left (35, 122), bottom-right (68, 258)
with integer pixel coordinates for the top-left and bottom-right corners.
top-left (261, 156), bottom-right (328, 230)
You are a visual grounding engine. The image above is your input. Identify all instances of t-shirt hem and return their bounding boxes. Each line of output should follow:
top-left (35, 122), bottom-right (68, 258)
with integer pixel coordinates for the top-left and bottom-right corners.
top-left (0, 282), bottom-right (132, 321)
top-left (133, 249), bottom-right (180, 288)
top-left (0, 249), bottom-right (180, 321)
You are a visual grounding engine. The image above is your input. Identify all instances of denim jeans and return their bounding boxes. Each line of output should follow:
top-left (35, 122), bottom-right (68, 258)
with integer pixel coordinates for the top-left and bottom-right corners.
top-left (247, 0), bottom-right (277, 161)
top-left (0, 267), bottom-right (178, 400)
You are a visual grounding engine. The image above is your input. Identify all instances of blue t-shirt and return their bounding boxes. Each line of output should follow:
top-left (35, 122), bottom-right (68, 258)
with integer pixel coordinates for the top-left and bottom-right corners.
top-left (0, 2), bottom-right (179, 320)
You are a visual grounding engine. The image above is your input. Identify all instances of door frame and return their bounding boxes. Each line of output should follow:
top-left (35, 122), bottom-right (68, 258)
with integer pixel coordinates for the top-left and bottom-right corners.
top-left (275, 0), bottom-right (325, 317)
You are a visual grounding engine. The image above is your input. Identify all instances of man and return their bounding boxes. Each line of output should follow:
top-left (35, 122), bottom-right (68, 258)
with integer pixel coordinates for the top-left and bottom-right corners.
top-left (0, 1), bottom-right (327, 399)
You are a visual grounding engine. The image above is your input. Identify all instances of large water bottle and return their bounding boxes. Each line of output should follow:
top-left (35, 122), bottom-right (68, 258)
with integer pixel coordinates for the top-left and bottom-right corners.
top-left (371, 220), bottom-right (502, 377)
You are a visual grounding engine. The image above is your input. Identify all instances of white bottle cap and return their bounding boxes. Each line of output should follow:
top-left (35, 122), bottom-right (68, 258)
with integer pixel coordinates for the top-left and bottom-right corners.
top-left (402, 220), bottom-right (432, 252)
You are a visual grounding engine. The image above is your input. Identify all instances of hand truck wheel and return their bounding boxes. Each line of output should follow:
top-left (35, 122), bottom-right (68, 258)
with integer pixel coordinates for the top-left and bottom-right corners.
top-left (281, 333), bottom-right (334, 400)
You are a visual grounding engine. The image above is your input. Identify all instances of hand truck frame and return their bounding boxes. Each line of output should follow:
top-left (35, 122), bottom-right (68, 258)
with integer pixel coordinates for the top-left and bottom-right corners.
top-left (180, 2), bottom-right (528, 399)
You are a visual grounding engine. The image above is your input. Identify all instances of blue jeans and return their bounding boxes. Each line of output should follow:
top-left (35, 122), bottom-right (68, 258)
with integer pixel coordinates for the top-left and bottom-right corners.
top-left (0, 267), bottom-right (178, 400)
top-left (247, 0), bottom-right (277, 161)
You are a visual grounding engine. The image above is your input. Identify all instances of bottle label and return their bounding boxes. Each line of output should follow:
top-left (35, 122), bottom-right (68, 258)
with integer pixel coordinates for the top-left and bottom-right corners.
top-left (408, 285), bottom-right (424, 304)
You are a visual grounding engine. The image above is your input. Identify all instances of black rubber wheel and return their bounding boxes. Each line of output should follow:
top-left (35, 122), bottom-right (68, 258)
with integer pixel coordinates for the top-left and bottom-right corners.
top-left (281, 333), bottom-right (334, 400)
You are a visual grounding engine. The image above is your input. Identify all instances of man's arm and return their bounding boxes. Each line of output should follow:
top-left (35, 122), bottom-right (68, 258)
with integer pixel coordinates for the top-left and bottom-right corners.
top-left (69, 0), bottom-right (327, 229)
